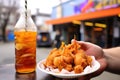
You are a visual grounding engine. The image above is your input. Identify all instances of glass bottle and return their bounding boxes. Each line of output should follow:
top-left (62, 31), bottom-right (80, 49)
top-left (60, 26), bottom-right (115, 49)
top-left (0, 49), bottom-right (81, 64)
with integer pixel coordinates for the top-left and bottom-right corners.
top-left (15, 71), bottom-right (36, 80)
top-left (14, 10), bottom-right (37, 73)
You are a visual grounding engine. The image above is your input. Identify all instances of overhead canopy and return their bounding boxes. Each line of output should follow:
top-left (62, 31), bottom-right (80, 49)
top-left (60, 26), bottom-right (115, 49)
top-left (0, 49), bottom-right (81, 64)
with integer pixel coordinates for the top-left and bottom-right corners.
top-left (46, 7), bottom-right (120, 25)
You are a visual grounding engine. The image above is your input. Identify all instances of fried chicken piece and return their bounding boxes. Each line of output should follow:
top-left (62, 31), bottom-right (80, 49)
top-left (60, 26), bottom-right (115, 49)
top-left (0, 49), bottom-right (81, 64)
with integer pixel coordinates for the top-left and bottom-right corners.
top-left (60, 45), bottom-right (75, 64)
top-left (74, 50), bottom-right (88, 68)
top-left (45, 48), bottom-right (61, 68)
top-left (70, 40), bottom-right (81, 54)
top-left (62, 55), bottom-right (74, 64)
top-left (74, 65), bottom-right (83, 73)
top-left (86, 56), bottom-right (92, 66)
top-left (53, 56), bottom-right (67, 71)
top-left (65, 64), bottom-right (73, 72)
top-left (53, 56), bottom-right (73, 72)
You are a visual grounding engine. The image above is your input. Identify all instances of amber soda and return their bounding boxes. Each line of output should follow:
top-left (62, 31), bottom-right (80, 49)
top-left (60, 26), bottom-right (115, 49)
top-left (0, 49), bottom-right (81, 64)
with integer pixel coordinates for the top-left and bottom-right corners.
top-left (14, 10), bottom-right (37, 73)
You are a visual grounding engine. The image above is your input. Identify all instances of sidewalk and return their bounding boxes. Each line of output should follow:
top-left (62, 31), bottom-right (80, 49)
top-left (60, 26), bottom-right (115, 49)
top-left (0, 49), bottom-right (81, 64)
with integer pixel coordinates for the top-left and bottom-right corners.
top-left (0, 41), bottom-right (15, 65)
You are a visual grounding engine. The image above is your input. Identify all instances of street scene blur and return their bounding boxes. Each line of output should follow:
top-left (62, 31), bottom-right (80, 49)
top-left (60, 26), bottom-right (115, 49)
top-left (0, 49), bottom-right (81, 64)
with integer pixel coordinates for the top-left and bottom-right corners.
top-left (0, 0), bottom-right (120, 79)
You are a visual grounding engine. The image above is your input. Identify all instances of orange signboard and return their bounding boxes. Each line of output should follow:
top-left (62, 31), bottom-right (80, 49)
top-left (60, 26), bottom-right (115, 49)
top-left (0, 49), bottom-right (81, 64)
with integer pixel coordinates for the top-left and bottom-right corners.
top-left (46, 7), bottom-right (120, 25)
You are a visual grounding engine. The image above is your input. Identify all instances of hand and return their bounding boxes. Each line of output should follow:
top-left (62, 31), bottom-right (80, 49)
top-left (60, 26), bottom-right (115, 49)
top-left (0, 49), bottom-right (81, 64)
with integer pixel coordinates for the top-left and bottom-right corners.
top-left (72, 40), bottom-right (107, 80)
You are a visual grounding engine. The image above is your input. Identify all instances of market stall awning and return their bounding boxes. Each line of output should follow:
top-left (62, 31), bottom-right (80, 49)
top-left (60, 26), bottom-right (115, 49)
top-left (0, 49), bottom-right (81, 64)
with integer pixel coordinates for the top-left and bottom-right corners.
top-left (46, 7), bottom-right (120, 25)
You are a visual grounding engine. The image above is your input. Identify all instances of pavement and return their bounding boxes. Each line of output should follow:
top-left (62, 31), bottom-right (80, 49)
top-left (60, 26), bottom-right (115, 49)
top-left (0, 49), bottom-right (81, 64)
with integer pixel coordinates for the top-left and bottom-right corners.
top-left (0, 42), bottom-right (15, 65)
top-left (0, 42), bottom-right (120, 80)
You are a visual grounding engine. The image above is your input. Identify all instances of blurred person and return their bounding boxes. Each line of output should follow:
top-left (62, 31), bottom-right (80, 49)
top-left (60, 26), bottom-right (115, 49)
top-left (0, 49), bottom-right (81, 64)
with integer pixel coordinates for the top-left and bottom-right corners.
top-left (54, 30), bottom-right (62, 48)
top-left (95, 33), bottom-right (105, 48)
top-left (71, 39), bottom-right (120, 80)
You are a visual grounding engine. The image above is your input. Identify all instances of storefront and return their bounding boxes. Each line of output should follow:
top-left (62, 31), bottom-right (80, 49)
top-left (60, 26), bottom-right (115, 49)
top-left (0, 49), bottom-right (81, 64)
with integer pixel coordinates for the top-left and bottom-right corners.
top-left (46, 0), bottom-right (120, 48)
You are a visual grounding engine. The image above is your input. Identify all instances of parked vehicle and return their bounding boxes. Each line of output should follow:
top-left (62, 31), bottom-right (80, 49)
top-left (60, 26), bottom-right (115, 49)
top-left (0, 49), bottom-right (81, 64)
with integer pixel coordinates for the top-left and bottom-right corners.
top-left (37, 32), bottom-right (52, 47)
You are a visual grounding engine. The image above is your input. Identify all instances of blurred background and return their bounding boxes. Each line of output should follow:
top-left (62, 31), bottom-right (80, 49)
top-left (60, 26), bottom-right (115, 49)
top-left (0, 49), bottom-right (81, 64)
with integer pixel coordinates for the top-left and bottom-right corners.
top-left (0, 0), bottom-right (120, 80)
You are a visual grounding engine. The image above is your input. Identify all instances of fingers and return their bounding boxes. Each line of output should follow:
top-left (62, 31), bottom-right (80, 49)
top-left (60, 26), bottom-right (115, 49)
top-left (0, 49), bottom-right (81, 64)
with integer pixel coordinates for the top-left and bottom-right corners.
top-left (71, 39), bottom-right (91, 50)
top-left (71, 39), bottom-right (101, 51)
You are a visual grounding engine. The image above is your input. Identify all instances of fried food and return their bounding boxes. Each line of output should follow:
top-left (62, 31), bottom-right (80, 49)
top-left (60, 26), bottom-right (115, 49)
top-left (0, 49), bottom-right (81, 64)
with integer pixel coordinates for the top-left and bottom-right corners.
top-left (74, 65), bottom-right (83, 73)
top-left (44, 40), bottom-right (92, 74)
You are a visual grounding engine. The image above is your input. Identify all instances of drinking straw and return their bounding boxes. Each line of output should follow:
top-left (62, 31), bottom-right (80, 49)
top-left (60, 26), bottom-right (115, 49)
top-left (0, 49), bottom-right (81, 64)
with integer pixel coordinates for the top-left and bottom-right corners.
top-left (25, 0), bottom-right (27, 11)
top-left (25, 0), bottom-right (27, 30)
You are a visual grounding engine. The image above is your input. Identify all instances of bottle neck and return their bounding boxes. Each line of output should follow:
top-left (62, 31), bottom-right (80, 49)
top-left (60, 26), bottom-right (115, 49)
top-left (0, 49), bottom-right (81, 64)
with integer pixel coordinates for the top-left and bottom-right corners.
top-left (14, 9), bottom-right (37, 32)
top-left (20, 10), bottom-right (31, 18)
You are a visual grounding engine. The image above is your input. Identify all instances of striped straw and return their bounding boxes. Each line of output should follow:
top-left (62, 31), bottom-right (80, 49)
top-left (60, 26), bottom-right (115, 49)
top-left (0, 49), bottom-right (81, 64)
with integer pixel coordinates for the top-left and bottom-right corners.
top-left (25, 0), bottom-right (27, 30)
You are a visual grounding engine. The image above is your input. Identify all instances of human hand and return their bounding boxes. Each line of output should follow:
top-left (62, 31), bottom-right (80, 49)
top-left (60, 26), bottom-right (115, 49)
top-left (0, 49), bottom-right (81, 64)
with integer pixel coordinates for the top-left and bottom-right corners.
top-left (71, 40), bottom-right (107, 80)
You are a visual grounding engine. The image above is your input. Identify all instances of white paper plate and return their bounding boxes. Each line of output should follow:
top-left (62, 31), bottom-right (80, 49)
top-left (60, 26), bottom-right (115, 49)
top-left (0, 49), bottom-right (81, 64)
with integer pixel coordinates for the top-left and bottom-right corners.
top-left (37, 57), bottom-right (100, 78)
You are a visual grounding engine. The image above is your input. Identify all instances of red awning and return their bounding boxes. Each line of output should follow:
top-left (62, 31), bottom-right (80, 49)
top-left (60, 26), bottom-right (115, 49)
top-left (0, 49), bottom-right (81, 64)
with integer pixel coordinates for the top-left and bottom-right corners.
top-left (46, 7), bottom-right (120, 25)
